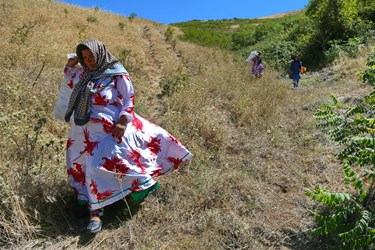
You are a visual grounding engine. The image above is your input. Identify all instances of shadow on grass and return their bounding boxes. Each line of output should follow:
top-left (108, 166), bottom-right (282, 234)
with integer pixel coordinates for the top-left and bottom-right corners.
top-left (29, 185), bottom-right (141, 246)
top-left (77, 196), bottom-right (141, 247)
top-left (282, 229), bottom-right (323, 250)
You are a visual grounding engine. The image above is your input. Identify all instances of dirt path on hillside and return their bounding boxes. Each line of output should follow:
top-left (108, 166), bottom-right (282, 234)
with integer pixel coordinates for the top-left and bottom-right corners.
top-left (141, 25), bottom-right (166, 120)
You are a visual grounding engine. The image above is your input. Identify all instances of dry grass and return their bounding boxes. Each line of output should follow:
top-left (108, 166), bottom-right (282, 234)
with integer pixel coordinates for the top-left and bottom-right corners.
top-left (0, 0), bottom-right (373, 249)
top-left (257, 10), bottom-right (304, 19)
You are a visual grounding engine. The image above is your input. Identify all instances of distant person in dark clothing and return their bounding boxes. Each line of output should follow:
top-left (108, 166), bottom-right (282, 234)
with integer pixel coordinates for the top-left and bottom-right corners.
top-left (289, 55), bottom-right (302, 89)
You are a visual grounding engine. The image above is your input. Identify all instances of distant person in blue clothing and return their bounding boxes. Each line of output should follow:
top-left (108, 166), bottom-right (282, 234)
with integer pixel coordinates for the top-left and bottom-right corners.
top-left (289, 55), bottom-right (302, 89)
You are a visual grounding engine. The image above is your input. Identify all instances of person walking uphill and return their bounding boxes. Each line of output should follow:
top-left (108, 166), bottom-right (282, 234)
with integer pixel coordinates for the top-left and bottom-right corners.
top-left (246, 50), bottom-right (264, 77)
top-left (63, 39), bottom-right (192, 233)
top-left (252, 51), bottom-right (264, 77)
top-left (289, 55), bottom-right (302, 89)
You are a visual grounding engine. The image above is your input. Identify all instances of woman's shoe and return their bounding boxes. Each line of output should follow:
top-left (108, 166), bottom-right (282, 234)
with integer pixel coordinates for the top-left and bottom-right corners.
top-left (87, 218), bottom-right (102, 233)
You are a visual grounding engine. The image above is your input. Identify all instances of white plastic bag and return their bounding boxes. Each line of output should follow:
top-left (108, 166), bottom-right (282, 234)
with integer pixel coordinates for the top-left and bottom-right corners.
top-left (245, 51), bottom-right (258, 62)
top-left (53, 53), bottom-right (77, 122)
top-left (52, 79), bottom-right (73, 122)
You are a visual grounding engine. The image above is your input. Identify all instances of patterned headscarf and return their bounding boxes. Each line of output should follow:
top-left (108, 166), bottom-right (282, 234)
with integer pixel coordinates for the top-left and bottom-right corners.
top-left (64, 40), bottom-right (119, 125)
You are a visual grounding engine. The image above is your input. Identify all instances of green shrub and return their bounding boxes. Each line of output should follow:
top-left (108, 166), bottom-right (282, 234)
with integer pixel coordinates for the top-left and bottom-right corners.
top-left (324, 38), bottom-right (364, 64)
top-left (12, 23), bottom-right (37, 45)
top-left (247, 40), bottom-right (299, 70)
top-left (308, 50), bottom-right (375, 249)
top-left (128, 13), bottom-right (137, 22)
top-left (118, 21), bottom-right (125, 31)
top-left (324, 40), bottom-right (345, 63)
top-left (76, 24), bottom-right (87, 41)
top-left (343, 37), bottom-right (363, 57)
top-left (117, 48), bottom-right (134, 74)
top-left (87, 15), bottom-right (98, 23)
top-left (63, 8), bottom-right (69, 16)
top-left (306, 0), bottom-right (361, 43)
top-left (159, 74), bottom-right (189, 97)
top-left (94, 6), bottom-right (99, 14)
top-left (178, 27), bottom-right (232, 49)
top-left (165, 26), bottom-right (174, 42)
top-left (362, 50), bottom-right (375, 86)
top-left (253, 22), bottom-right (284, 42)
top-left (231, 29), bottom-right (256, 50)
top-left (358, 0), bottom-right (375, 22)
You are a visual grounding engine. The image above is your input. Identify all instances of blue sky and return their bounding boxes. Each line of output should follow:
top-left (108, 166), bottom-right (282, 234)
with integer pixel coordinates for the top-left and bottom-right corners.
top-left (57, 0), bottom-right (310, 24)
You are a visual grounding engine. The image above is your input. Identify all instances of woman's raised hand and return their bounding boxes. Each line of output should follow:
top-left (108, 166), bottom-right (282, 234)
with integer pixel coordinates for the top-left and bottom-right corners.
top-left (67, 57), bottom-right (79, 67)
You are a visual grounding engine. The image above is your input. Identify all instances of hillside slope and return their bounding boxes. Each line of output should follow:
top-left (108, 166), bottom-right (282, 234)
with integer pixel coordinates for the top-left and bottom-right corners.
top-left (257, 10), bottom-right (303, 19)
top-left (0, 0), bottom-right (373, 249)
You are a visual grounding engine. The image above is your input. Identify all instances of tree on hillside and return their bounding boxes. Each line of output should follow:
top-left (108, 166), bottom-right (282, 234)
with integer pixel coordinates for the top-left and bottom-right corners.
top-left (357, 0), bottom-right (375, 22)
top-left (306, 0), bottom-right (361, 50)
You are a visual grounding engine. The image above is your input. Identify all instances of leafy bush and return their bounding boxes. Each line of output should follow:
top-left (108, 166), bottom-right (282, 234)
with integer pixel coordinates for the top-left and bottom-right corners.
top-left (178, 27), bottom-right (232, 50)
top-left (128, 13), bottom-right (137, 22)
top-left (308, 50), bottom-right (375, 249)
top-left (246, 40), bottom-right (299, 71)
top-left (284, 16), bottom-right (314, 47)
top-left (76, 23), bottom-right (87, 41)
top-left (358, 0), bottom-right (375, 22)
top-left (362, 50), bottom-right (375, 86)
top-left (306, 0), bottom-right (361, 44)
top-left (175, 16), bottom-right (308, 69)
top-left (324, 38), bottom-right (364, 64)
top-left (231, 29), bottom-right (256, 50)
top-left (159, 74), bottom-right (189, 97)
top-left (324, 40), bottom-right (346, 63)
top-left (87, 15), bottom-right (97, 23)
top-left (118, 21), bottom-right (125, 31)
top-left (12, 23), bottom-right (37, 45)
top-left (165, 26), bottom-right (174, 42)
top-left (117, 48), bottom-right (134, 74)
top-left (173, 2), bottom-right (374, 70)
top-left (343, 37), bottom-right (363, 57)
top-left (253, 22), bottom-right (284, 42)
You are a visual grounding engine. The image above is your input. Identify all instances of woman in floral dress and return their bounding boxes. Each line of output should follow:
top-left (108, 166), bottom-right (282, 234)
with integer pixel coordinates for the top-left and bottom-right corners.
top-left (63, 40), bottom-right (192, 233)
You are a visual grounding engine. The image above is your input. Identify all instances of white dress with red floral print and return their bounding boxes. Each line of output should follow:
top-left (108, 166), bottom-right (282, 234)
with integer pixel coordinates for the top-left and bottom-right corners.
top-left (64, 66), bottom-right (192, 210)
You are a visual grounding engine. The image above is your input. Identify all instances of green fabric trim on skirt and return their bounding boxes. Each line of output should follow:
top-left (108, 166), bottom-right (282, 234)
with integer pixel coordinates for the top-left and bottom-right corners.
top-left (78, 199), bottom-right (89, 206)
top-left (130, 182), bottom-right (160, 203)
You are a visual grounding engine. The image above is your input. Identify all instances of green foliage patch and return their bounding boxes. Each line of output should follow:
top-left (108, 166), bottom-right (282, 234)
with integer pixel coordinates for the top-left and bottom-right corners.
top-left (159, 74), bottom-right (189, 97)
top-left (173, 1), bottom-right (374, 70)
top-left (309, 49), bottom-right (375, 249)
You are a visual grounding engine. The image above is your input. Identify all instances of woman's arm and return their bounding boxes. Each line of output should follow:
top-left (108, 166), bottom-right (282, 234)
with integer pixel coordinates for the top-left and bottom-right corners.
top-left (64, 57), bottom-right (84, 87)
top-left (112, 74), bottom-right (135, 137)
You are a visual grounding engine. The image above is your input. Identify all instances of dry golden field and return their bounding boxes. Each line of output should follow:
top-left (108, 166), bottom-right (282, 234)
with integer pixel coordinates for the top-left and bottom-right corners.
top-left (0, 0), bottom-right (373, 249)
